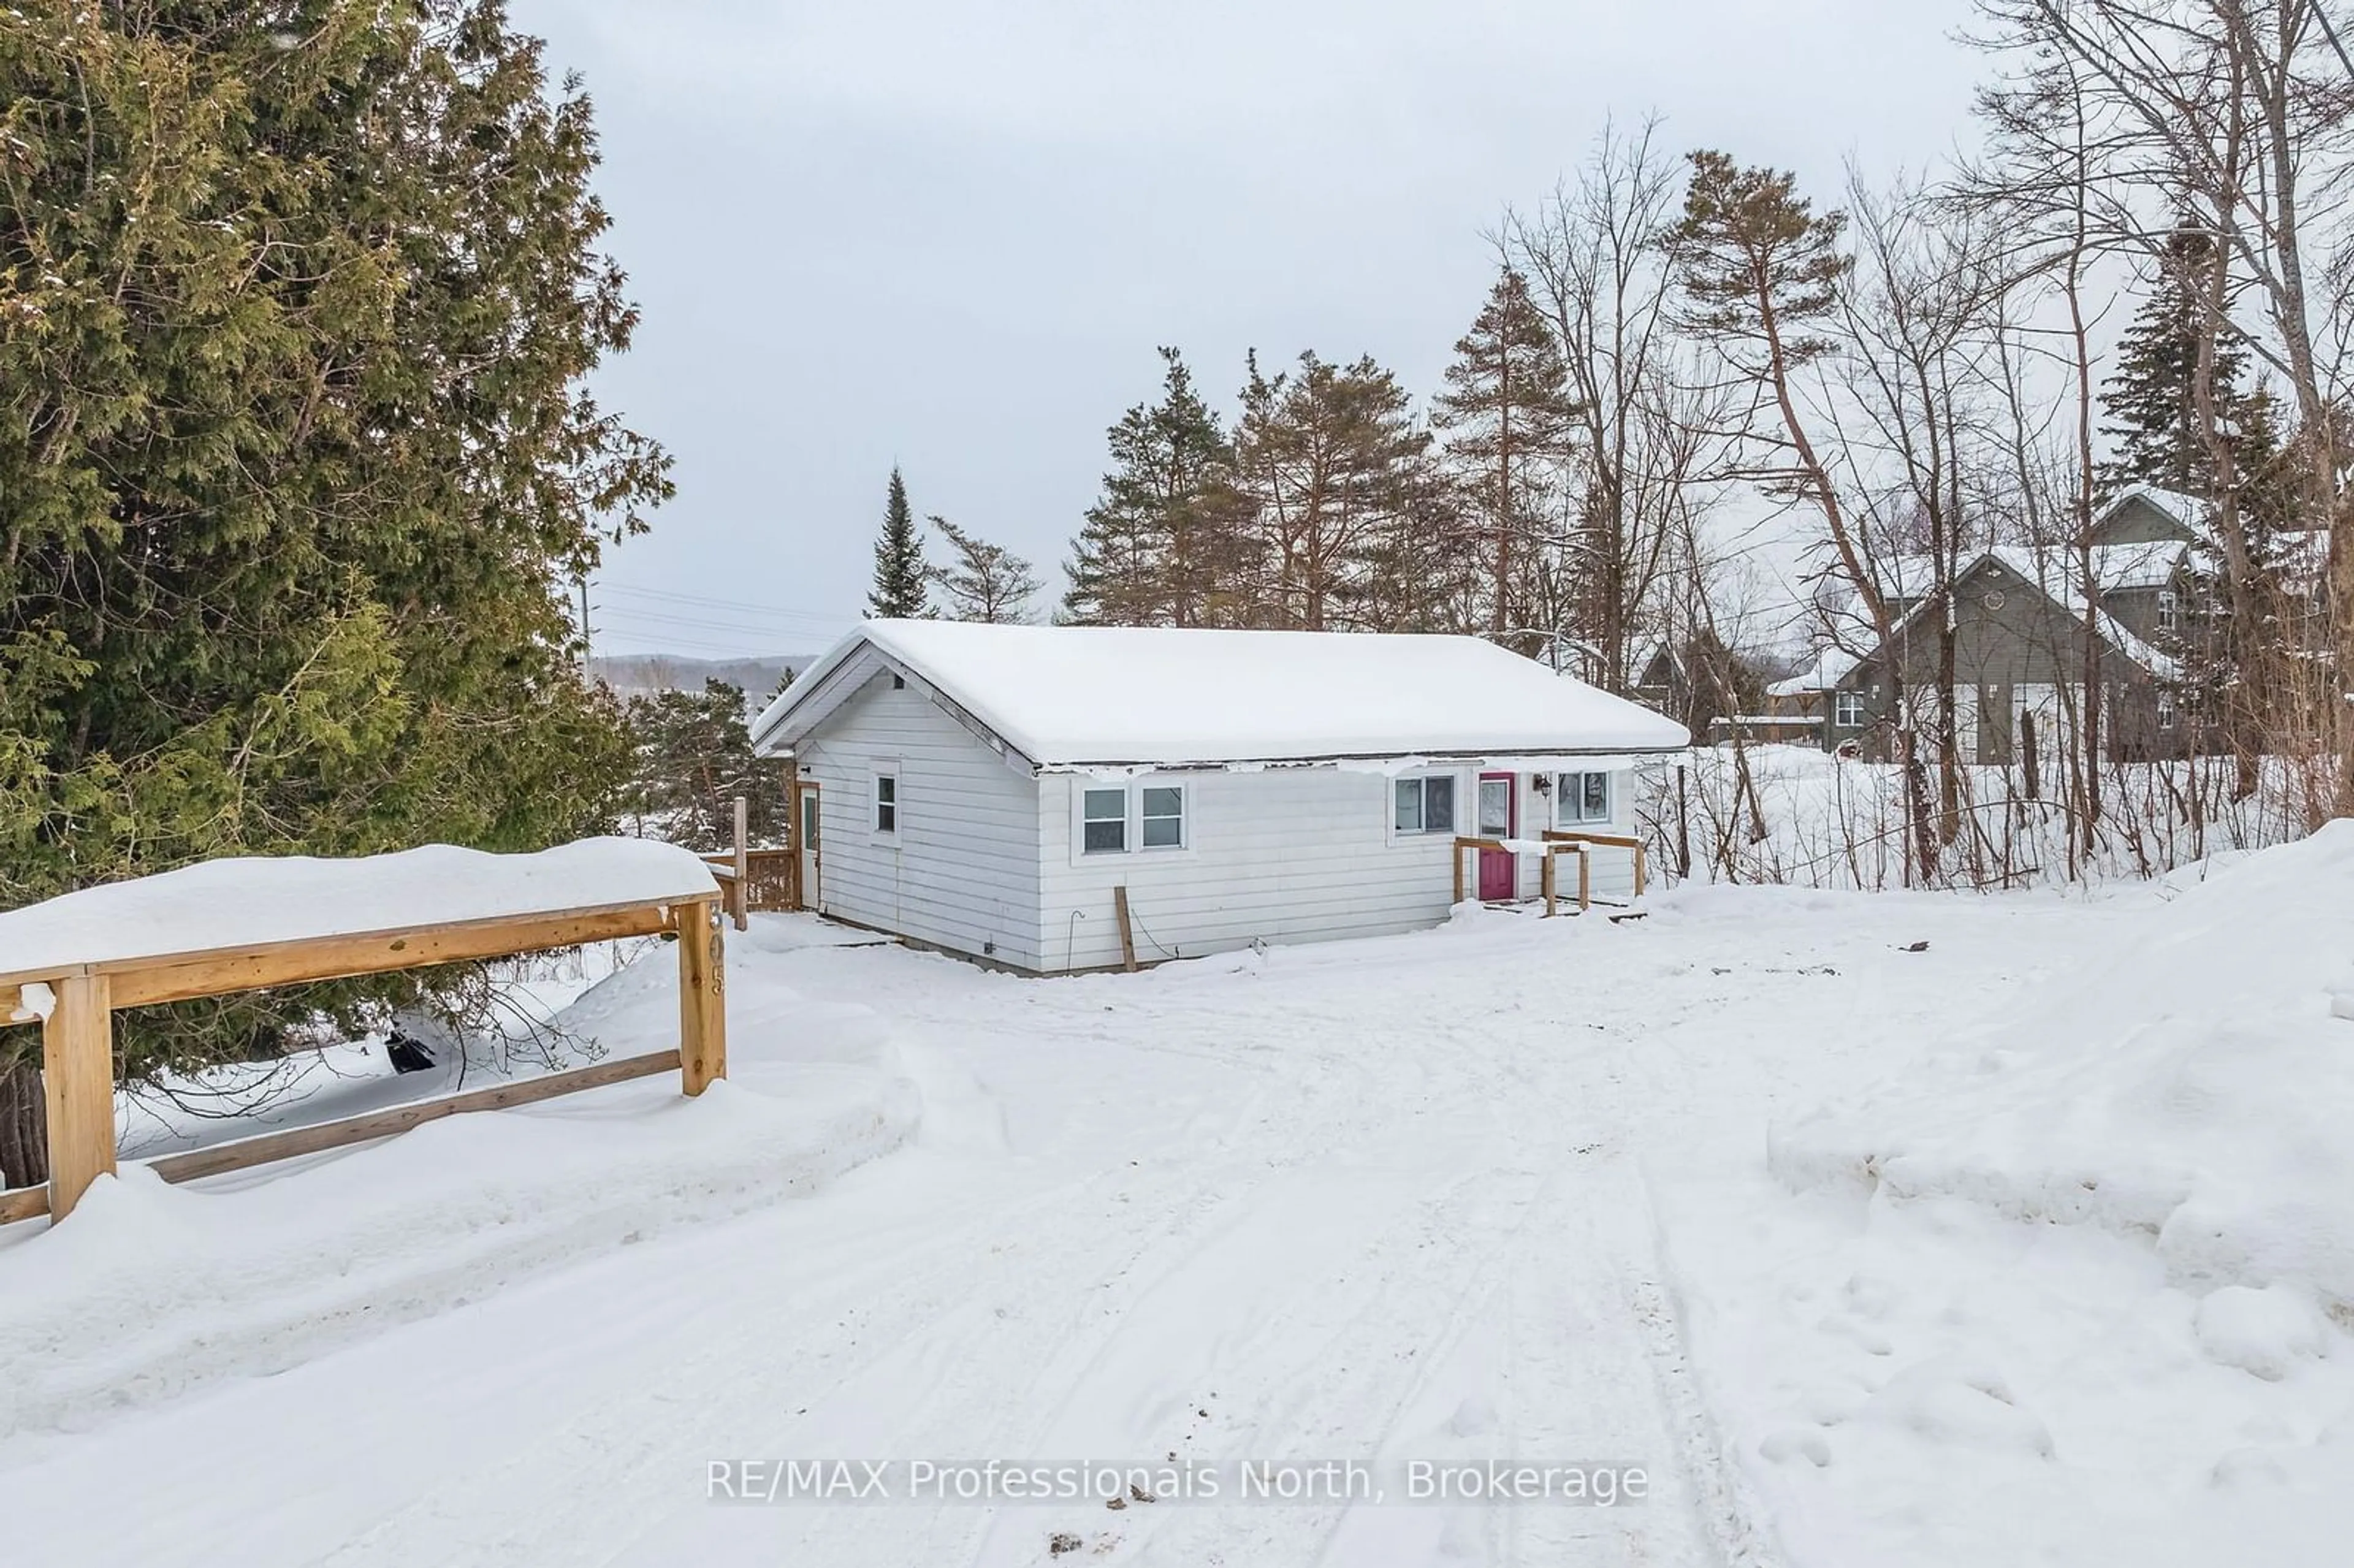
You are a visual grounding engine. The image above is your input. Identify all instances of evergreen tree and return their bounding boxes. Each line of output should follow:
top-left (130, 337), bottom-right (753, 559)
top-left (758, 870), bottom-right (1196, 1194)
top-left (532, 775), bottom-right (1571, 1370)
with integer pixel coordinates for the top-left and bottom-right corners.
top-left (1232, 351), bottom-right (1431, 631)
top-left (622, 680), bottom-right (787, 850)
top-left (2098, 226), bottom-right (2279, 503)
top-left (1667, 153), bottom-right (1877, 627)
top-left (1433, 267), bottom-right (1579, 643)
top-left (929, 517), bottom-right (1042, 623)
top-left (1065, 348), bottom-right (1249, 625)
top-left (0, 0), bottom-right (667, 1174)
top-left (868, 466), bottom-right (930, 617)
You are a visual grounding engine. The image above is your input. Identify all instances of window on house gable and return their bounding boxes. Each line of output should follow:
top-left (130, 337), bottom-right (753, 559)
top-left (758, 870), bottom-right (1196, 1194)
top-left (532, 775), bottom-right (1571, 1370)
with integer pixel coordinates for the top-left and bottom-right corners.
top-left (1082, 788), bottom-right (1127, 853)
top-left (1834, 691), bottom-right (1864, 728)
top-left (1557, 771), bottom-right (1611, 826)
top-left (2158, 588), bottom-right (2180, 634)
top-left (873, 772), bottom-right (897, 834)
top-left (1393, 775), bottom-right (1456, 835)
top-left (2157, 688), bottom-right (2178, 730)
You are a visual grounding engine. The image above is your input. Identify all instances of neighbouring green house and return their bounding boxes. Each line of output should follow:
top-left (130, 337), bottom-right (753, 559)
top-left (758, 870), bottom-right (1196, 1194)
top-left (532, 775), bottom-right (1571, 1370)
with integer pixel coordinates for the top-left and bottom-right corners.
top-left (1760, 486), bottom-right (2325, 765)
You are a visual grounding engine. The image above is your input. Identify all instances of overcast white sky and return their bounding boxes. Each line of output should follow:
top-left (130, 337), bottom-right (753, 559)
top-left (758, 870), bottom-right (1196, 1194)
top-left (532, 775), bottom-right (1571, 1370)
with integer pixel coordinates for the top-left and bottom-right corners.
top-left (511, 0), bottom-right (1986, 658)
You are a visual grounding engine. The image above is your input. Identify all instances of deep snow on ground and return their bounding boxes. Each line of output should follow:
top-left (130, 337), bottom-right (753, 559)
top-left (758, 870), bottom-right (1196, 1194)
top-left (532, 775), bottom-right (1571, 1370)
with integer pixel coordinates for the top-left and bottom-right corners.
top-left (0, 850), bottom-right (2347, 1567)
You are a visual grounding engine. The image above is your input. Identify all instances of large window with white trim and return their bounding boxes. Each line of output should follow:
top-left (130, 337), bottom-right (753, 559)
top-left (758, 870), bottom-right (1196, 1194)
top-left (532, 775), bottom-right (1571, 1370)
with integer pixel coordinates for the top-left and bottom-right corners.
top-left (1834, 691), bottom-right (1864, 729)
top-left (1393, 774), bottom-right (1457, 835)
top-left (1080, 783), bottom-right (1187, 856)
top-left (1556, 771), bottom-right (1610, 826)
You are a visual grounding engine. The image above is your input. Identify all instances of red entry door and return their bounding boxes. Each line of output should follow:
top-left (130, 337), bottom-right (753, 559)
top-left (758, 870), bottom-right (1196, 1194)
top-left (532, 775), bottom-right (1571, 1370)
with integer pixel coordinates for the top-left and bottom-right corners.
top-left (1476, 772), bottom-right (1516, 900)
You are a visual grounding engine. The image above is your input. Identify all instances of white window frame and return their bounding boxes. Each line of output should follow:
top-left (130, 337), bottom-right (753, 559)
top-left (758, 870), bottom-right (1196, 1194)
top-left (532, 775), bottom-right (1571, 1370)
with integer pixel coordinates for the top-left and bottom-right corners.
top-left (1071, 778), bottom-right (1195, 862)
top-left (1138, 782), bottom-right (1187, 852)
top-left (1078, 783), bottom-right (1129, 856)
top-left (1555, 770), bottom-right (1612, 827)
top-left (1389, 769), bottom-right (1463, 844)
top-left (2157, 587), bottom-right (2180, 634)
top-left (1834, 691), bottom-right (1864, 729)
top-left (2157, 688), bottom-right (2178, 730)
top-left (870, 763), bottom-right (899, 837)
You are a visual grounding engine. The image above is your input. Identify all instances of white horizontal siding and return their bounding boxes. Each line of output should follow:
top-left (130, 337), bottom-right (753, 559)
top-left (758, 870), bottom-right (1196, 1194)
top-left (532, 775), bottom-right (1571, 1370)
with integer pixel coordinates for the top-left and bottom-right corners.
top-left (1036, 769), bottom-right (1450, 973)
top-left (800, 674), bottom-right (1043, 968)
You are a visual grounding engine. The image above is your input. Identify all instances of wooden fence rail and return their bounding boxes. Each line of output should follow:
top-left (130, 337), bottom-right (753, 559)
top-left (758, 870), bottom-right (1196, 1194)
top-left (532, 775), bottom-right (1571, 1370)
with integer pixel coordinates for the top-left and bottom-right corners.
top-left (0, 889), bottom-right (726, 1227)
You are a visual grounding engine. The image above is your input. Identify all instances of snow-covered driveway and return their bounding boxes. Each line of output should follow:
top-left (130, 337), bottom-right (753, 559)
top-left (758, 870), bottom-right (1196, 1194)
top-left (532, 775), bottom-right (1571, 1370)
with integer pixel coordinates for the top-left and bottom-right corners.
top-left (1, 881), bottom-right (2305, 1567)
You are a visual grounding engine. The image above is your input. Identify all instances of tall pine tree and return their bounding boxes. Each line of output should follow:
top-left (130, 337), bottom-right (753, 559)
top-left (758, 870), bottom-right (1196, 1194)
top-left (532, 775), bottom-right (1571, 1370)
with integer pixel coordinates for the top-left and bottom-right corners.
top-left (1233, 351), bottom-right (1431, 631)
top-left (1065, 348), bottom-right (1247, 626)
top-left (868, 466), bottom-right (930, 617)
top-left (1433, 267), bottom-right (1578, 645)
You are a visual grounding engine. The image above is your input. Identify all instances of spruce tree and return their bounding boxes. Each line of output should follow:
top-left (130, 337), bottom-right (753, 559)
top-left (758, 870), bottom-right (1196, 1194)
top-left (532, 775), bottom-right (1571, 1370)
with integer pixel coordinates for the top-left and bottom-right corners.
top-left (0, 0), bottom-right (668, 1171)
top-left (1065, 348), bottom-right (1247, 625)
top-left (930, 517), bottom-right (1042, 623)
top-left (2097, 226), bottom-right (2280, 506)
top-left (868, 466), bottom-right (930, 618)
top-left (1434, 267), bottom-right (1578, 643)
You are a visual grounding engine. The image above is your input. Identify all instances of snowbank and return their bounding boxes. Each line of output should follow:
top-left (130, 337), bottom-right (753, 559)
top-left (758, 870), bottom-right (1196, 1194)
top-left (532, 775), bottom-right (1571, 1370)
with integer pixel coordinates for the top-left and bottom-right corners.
top-left (0, 837), bottom-right (717, 984)
top-left (0, 921), bottom-right (918, 1434)
top-left (1772, 821), bottom-right (2354, 1307)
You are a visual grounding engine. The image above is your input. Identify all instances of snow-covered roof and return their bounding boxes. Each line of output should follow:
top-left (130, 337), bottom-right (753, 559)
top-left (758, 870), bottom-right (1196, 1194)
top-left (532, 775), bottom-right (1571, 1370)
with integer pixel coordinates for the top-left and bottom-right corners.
top-left (2097, 483), bottom-right (2210, 541)
top-left (2086, 541), bottom-right (2188, 591)
top-left (1853, 535), bottom-right (2188, 604)
top-left (0, 839), bottom-right (717, 989)
top-left (752, 620), bottom-right (1690, 769)
top-left (1767, 645), bottom-right (1860, 698)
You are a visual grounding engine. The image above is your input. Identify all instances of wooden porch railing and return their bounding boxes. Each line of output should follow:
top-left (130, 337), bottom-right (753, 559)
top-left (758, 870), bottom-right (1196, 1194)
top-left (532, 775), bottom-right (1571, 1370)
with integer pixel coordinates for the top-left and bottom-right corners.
top-left (701, 848), bottom-right (798, 925)
top-left (1451, 836), bottom-right (1590, 915)
top-left (1542, 830), bottom-right (1648, 898)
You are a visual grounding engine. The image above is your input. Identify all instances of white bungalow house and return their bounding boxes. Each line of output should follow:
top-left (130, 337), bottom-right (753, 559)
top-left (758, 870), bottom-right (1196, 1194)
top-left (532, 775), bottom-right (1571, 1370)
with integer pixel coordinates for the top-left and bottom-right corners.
top-left (749, 620), bottom-right (1689, 974)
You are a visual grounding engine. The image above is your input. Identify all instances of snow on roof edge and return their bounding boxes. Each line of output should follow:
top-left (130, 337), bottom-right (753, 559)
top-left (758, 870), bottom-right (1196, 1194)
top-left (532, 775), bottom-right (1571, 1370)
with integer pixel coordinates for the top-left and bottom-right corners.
top-left (755, 621), bottom-right (1691, 766)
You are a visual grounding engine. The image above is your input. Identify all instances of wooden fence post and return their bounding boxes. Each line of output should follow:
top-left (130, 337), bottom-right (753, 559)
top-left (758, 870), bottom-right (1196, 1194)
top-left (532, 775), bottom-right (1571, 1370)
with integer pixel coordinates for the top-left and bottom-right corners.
top-left (43, 973), bottom-right (115, 1221)
top-left (677, 900), bottom-right (727, 1095)
top-left (1542, 849), bottom-right (1557, 917)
